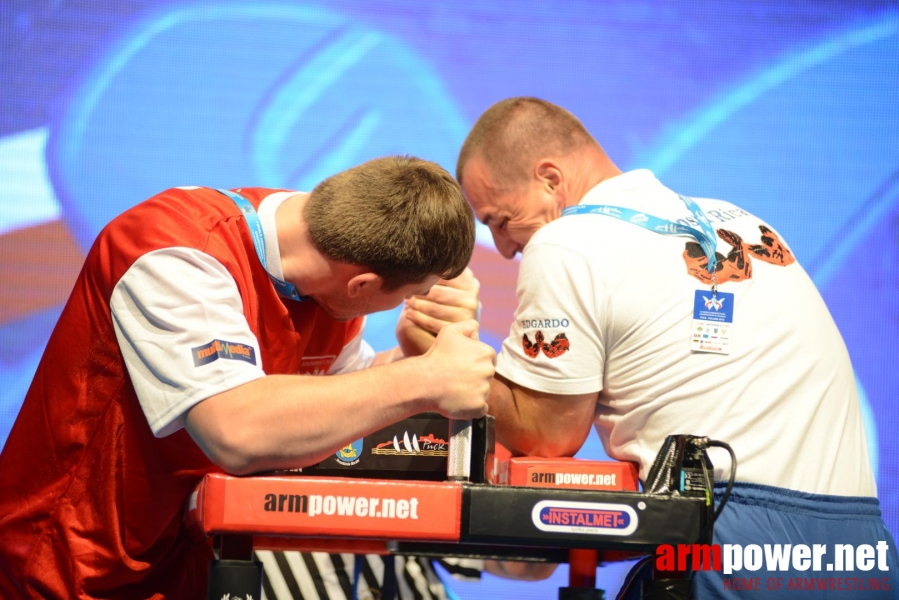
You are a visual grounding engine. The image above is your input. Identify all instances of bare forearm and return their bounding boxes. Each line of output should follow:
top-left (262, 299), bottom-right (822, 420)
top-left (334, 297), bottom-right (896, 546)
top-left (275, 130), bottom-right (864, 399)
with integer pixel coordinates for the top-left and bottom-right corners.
top-left (487, 375), bottom-right (532, 456)
top-left (188, 358), bottom-right (436, 474)
top-left (395, 307), bottom-right (439, 357)
top-left (372, 327), bottom-right (437, 366)
top-left (489, 373), bottom-right (597, 458)
top-left (187, 320), bottom-right (496, 475)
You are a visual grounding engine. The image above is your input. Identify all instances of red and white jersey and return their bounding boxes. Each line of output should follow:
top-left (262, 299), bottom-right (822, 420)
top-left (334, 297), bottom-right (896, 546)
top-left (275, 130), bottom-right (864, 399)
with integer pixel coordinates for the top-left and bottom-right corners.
top-left (0, 187), bottom-right (365, 599)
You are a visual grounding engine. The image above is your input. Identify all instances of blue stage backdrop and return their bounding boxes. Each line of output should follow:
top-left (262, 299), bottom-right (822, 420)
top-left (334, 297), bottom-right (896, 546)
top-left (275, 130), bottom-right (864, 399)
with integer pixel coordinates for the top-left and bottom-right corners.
top-left (1, 2), bottom-right (897, 597)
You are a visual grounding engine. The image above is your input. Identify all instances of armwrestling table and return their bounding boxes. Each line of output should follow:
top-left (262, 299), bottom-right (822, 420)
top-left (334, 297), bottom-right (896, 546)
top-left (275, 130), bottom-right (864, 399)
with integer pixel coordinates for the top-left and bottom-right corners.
top-left (184, 417), bottom-right (714, 600)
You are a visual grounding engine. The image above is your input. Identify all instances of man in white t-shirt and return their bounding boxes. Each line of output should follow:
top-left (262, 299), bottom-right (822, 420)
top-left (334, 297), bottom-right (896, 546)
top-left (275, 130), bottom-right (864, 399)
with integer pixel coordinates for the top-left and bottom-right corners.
top-left (450, 97), bottom-right (897, 598)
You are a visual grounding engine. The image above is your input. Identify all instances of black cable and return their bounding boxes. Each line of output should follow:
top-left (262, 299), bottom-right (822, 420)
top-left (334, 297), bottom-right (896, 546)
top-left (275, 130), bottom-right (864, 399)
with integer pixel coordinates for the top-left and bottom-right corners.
top-left (614, 555), bottom-right (654, 600)
top-left (618, 437), bottom-right (738, 598)
top-left (706, 440), bottom-right (737, 524)
top-left (700, 450), bottom-right (713, 507)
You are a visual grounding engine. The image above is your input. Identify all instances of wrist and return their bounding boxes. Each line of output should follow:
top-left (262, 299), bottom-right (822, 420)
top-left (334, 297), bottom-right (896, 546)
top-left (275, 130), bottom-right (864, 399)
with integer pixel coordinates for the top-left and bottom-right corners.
top-left (397, 325), bottom-right (437, 357)
top-left (391, 354), bottom-right (440, 413)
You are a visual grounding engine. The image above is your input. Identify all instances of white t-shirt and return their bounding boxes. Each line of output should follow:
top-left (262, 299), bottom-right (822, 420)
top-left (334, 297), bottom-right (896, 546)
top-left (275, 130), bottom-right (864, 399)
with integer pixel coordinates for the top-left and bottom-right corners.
top-left (110, 189), bottom-right (374, 437)
top-left (496, 170), bottom-right (875, 497)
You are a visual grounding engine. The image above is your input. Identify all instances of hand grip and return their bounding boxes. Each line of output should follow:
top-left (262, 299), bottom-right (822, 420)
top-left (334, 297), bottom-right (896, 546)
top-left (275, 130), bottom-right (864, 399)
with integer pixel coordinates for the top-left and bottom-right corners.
top-left (447, 419), bottom-right (472, 481)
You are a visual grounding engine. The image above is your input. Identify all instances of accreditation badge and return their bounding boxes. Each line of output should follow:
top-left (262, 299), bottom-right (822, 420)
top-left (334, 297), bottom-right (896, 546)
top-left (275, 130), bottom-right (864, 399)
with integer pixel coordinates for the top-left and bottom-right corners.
top-left (691, 290), bottom-right (734, 354)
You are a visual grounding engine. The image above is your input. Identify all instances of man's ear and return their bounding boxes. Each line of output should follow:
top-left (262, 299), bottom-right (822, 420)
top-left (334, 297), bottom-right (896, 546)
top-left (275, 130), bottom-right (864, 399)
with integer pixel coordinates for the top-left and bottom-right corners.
top-left (346, 272), bottom-right (382, 298)
top-left (535, 160), bottom-right (563, 191)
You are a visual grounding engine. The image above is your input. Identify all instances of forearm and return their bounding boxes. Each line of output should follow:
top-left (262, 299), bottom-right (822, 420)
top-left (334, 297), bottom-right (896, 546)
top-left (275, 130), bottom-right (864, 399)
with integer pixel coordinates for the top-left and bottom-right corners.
top-left (489, 375), bottom-right (559, 457)
top-left (489, 373), bottom-right (597, 458)
top-left (487, 375), bottom-right (532, 456)
top-left (187, 357), bottom-right (436, 474)
top-left (372, 346), bottom-right (405, 366)
top-left (371, 326), bottom-right (437, 367)
top-left (371, 327), bottom-right (436, 366)
top-left (396, 324), bottom-right (437, 357)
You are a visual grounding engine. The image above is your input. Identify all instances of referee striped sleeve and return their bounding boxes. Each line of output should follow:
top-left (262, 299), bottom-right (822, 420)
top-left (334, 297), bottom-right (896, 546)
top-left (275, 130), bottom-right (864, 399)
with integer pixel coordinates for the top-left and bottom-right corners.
top-left (258, 550), bottom-right (480, 599)
top-left (435, 557), bottom-right (484, 582)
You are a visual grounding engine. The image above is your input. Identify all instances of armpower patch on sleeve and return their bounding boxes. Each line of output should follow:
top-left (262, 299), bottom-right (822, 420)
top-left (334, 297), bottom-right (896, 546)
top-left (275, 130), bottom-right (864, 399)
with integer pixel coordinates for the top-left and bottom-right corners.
top-left (192, 339), bottom-right (257, 367)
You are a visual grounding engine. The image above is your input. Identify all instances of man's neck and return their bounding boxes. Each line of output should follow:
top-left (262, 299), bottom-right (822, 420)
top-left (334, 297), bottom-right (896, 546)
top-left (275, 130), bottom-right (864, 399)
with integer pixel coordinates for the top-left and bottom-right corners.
top-left (274, 193), bottom-right (361, 298)
top-left (567, 150), bottom-right (623, 207)
top-left (275, 193), bottom-right (319, 291)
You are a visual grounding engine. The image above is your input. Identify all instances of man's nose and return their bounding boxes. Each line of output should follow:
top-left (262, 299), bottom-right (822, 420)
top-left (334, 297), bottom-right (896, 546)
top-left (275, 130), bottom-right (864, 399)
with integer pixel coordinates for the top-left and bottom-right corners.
top-left (494, 233), bottom-right (519, 260)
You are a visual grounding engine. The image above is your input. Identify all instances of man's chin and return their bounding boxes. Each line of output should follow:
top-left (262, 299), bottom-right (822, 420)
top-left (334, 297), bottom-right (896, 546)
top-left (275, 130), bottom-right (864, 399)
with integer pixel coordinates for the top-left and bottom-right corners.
top-left (313, 300), bottom-right (362, 322)
top-left (318, 308), bottom-right (356, 322)
top-left (328, 312), bottom-right (360, 322)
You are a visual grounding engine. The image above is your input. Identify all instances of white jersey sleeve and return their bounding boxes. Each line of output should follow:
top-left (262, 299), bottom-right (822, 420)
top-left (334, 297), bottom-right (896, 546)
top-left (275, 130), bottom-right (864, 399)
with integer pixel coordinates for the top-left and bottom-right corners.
top-left (496, 241), bottom-right (607, 395)
top-left (327, 321), bottom-right (376, 375)
top-left (110, 247), bottom-right (266, 437)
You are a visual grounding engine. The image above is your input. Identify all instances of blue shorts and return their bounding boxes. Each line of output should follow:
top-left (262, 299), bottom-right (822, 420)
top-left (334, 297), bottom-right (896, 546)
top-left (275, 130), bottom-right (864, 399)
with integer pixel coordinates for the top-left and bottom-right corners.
top-left (619, 482), bottom-right (899, 599)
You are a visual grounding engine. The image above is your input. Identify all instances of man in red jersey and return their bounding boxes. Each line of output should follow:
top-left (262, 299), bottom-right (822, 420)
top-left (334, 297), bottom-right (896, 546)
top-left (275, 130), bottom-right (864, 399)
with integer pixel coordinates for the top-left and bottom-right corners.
top-left (0, 156), bottom-right (495, 599)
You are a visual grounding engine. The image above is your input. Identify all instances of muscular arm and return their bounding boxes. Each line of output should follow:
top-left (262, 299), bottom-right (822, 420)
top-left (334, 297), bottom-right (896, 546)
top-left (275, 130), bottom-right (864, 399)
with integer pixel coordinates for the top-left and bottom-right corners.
top-left (482, 374), bottom-right (597, 582)
top-left (489, 373), bottom-right (597, 458)
top-left (186, 320), bottom-right (494, 475)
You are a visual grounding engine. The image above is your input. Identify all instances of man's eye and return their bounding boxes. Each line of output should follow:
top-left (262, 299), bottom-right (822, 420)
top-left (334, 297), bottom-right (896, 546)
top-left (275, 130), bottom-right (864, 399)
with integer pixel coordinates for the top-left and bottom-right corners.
top-left (498, 219), bottom-right (508, 230)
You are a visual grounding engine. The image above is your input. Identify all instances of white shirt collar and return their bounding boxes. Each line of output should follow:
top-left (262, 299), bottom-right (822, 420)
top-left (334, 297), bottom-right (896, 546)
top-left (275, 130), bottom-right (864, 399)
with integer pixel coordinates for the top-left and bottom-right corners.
top-left (579, 169), bottom-right (662, 206)
top-left (254, 190), bottom-right (298, 281)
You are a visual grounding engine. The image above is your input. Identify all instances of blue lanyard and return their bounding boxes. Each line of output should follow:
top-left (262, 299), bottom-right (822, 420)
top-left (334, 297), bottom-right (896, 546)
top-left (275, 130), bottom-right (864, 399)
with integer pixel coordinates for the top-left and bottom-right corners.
top-left (217, 189), bottom-right (305, 301)
top-left (561, 195), bottom-right (719, 276)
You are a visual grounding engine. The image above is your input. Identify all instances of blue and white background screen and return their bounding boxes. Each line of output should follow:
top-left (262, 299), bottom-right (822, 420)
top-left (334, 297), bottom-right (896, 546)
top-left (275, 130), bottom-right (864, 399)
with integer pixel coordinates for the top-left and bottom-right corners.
top-left (1, 1), bottom-right (897, 597)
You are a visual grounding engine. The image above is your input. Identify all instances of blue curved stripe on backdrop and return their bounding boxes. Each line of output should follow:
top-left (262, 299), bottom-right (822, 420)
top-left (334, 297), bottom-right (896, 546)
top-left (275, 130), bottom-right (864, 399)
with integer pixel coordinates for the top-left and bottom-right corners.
top-left (47, 2), bottom-right (468, 253)
top-left (638, 15), bottom-right (899, 270)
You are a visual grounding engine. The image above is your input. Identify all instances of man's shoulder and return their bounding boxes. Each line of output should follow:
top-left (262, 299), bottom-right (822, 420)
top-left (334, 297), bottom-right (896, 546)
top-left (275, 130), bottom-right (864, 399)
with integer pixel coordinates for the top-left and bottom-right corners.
top-left (228, 187), bottom-right (297, 203)
top-left (99, 187), bottom-right (230, 241)
top-left (524, 220), bottom-right (594, 262)
top-left (132, 186), bottom-right (294, 211)
top-left (88, 186), bottom-right (258, 275)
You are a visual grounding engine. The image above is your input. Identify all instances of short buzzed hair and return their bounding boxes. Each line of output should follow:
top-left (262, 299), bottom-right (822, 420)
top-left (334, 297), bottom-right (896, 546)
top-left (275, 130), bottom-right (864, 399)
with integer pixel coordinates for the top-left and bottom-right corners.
top-left (305, 156), bottom-right (474, 290)
top-left (456, 97), bottom-right (597, 189)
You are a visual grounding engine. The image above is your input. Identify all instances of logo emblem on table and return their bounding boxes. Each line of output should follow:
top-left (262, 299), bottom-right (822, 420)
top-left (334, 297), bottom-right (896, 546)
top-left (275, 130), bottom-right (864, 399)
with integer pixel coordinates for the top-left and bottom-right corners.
top-left (335, 439), bottom-right (363, 465)
top-left (532, 500), bottom-right (638, 536)
top-left (372, 432), bottom-right (448, 456)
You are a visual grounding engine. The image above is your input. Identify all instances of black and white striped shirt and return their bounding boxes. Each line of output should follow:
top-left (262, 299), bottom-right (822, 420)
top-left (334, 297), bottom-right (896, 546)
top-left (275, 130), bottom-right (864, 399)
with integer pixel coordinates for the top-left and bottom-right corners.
top-left (257, 551), bottom-right (483, 600)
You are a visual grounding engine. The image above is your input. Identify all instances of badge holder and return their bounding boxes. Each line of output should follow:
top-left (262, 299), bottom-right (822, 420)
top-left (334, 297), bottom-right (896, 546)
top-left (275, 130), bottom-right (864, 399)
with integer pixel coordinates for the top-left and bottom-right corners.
top-left (691, 271), bottom-right (734, 355)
